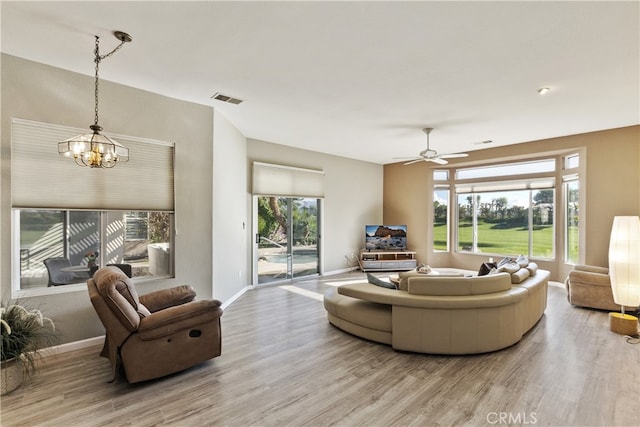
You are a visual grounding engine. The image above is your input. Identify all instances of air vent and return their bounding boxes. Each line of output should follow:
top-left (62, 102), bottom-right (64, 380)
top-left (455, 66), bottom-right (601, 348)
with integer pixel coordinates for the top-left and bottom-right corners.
top-left (211, 92), bottom-right (243, 105)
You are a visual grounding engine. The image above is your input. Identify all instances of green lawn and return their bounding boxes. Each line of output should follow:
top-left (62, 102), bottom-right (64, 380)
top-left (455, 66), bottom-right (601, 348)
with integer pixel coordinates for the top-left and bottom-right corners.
top-left (434, 221), bottom-right (554, 257)
top-left (567, 225), bottom-right (579, 263)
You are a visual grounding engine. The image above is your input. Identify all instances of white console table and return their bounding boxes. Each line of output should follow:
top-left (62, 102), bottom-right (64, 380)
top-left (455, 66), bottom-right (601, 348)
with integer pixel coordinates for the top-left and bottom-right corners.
top-left (358, 250), bottom-right (417, 272)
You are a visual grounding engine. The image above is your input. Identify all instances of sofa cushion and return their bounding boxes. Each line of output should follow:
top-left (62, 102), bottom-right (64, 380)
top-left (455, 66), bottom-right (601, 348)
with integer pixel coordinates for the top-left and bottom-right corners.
top-left (407, 273), bottom-right (512, 296)
top-left (398, 269), bottom-right (467, 291)
top-left (397, 270), bottom-right (424, 291)
top-left (324, 287), bottom-right (391, 332)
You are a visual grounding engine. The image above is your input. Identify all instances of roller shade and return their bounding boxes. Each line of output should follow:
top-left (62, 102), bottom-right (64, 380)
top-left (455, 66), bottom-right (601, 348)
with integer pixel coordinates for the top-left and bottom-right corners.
top-left (252, 161), bottom-right (325, 198)
top-left (11, 118), bottom-right (174, 210)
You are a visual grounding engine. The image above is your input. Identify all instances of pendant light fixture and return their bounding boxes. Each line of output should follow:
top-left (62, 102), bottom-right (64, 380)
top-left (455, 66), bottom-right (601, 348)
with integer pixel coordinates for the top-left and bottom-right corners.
top-left (58, 31), bottom-right (132, 168)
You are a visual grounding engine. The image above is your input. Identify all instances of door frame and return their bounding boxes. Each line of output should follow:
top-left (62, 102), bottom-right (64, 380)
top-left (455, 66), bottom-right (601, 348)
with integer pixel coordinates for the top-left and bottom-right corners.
top-left (251, 196), bottom-right (322, 286)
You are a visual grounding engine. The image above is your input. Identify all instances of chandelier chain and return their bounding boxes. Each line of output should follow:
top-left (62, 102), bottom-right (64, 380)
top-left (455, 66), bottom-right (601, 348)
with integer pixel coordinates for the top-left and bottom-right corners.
top-left (93, 36), bottom-right (128, 128)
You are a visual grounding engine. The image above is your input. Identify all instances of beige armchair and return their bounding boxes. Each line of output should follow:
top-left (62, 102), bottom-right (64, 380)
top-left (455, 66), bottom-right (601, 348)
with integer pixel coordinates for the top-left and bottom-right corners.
top-left (565, 264), bottom-right (620, 311)
top-left (87, 266), bottom-right (223, 383)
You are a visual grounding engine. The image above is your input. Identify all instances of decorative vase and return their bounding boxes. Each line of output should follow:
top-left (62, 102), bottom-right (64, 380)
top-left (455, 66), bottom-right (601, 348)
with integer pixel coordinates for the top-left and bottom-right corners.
top-left (1, 357), bottom-right (24, 395)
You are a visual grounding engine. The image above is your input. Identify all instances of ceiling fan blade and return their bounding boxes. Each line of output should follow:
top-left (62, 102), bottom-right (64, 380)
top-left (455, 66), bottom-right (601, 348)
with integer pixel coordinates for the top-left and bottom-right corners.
top-left (428, 157), bottom-right (449, 165)
top-left (399, 127), bottom-right (466, 166)
top-left (439, 153), bottom-right (469, 159)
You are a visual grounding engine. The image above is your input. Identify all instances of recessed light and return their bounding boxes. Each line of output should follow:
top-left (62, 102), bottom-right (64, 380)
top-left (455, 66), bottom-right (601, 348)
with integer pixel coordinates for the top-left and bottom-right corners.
top-left (537, 87), bottom-right (550, 95)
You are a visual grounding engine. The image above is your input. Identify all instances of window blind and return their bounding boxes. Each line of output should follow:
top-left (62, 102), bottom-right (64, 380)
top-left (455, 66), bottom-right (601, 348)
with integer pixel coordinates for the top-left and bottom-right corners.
top-left (11, 118), bottom-right (174, 211)
top-left (252, 162), bottom-right (325, 198)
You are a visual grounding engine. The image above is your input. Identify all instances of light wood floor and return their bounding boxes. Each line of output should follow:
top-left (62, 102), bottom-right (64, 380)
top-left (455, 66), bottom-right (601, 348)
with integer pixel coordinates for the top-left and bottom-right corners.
top-left (1, 272), bottom-right (639, 427)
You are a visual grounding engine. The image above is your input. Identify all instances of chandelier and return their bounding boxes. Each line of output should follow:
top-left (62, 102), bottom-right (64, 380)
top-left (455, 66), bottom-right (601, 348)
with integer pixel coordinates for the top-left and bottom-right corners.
top-left (58, 31), bottom-right (132, 168)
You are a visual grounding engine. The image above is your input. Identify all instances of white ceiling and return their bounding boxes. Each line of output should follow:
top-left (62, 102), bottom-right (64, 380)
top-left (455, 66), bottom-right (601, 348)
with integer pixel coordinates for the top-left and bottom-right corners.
top-left (2, 1), bottom-right (638, 164)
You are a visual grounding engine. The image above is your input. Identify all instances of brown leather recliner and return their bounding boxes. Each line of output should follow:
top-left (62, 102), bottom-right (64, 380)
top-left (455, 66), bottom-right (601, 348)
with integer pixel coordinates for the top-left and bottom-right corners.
top-left (87, 266), bottom-right (223, 383)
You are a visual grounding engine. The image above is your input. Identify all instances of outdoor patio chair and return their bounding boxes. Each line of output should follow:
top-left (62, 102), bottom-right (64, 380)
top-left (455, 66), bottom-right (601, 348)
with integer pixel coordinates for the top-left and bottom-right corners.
top-left (43, 257), bottom-right (86, 286)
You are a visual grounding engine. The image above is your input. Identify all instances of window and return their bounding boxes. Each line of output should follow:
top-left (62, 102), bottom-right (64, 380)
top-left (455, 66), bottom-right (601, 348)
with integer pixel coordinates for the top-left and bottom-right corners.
top-left (454, 159), bottom-right (556, 258)
top-left (565, 180), bottom-right (580, 263)
top-left (565, 154), bottom-right (580, 170)
top-left (563, 152), bottom-right (580, 263)
top-left (456, 188), bottom-right (555, 257)
top-left (16, 209), bottom-right (173, 290)
top-left (434, 152), bottom-right (584, 262)
top-left (11, 119), bottom-right (175, 295)
top-left (456, 159), bottom-right (555, 180)
top-left (433, 170), bottom-right (449, 181)
top-left (433, 170), bottom-right (449, 251)
top-left (433, 188), bottom-right (449, 251)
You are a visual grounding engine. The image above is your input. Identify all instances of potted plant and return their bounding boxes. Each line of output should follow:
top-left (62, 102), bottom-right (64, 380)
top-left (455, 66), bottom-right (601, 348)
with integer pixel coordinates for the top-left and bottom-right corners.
top-left (1, 302), bottom-right (58, 395)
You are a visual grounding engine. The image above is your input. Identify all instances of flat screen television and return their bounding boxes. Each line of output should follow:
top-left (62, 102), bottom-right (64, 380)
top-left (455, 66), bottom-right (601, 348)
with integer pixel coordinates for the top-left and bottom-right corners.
top-left (365, 225), bottom-right (408, 251)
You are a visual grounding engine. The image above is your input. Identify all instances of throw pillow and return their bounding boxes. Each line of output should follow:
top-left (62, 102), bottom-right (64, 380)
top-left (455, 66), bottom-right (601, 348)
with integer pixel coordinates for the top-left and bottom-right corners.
top-left (478, 262), bottom-right (498, 276)
top-left (497, 257), bottom-right (515, 267)
top-left (366, 273), bottom-right (396, 289)
top-left (498, 263), bottom-right (520, 274)
top-left (496, 257), bottom-right (520, 273)
top-left (417, 263), bottom-right (432, 273)
top-left (516, 254), bottom-right (529, 268)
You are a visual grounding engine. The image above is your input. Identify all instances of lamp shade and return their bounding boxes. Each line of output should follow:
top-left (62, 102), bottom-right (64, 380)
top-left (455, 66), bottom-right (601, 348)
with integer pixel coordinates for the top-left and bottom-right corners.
top-left (608, 216), bottom-right (640, 308)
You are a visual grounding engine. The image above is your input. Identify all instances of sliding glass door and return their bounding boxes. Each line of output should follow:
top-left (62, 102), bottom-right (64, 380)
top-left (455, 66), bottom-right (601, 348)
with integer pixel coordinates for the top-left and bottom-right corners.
top-left (256, 196), bottom-right (320, 284)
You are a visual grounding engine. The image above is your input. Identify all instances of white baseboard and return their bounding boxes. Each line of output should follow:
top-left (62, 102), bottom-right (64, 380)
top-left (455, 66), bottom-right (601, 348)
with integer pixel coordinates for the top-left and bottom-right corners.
top-left (41, 335), bottom-right (104, 357)
top-left (221, 285), bottom-right (250, 310)
top-left (322, 266), bottom-right (359, 276)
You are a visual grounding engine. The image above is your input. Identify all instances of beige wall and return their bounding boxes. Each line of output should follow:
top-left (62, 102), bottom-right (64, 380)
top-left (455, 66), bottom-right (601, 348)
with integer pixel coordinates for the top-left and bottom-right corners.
top-left (212, 110), bottom-right (249, 302)
top-left (382, 161), bottom-right (431, 266)
top-left (384, 125), bottom-right (640, 281)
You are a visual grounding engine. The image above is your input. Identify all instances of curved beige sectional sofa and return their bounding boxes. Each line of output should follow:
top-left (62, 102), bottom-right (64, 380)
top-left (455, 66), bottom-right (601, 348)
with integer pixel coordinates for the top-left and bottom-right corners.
top-left (324, 267), bottom-right (549, 355)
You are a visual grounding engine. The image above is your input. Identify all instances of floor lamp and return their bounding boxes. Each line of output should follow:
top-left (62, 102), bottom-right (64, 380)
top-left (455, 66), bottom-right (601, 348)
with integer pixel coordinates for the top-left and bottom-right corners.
top-left (608, 216), bottom-right (640, 335)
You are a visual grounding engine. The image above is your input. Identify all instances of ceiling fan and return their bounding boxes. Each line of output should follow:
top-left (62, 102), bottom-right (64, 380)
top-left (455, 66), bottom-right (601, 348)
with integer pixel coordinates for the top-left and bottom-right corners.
top-left (395, 127), bottom-right (469, 165)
